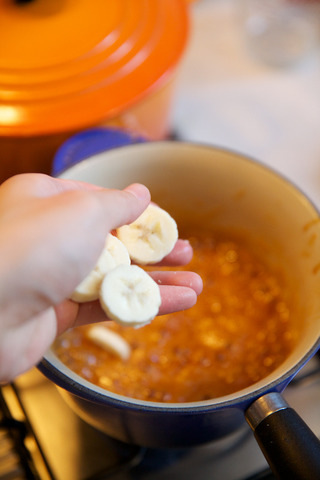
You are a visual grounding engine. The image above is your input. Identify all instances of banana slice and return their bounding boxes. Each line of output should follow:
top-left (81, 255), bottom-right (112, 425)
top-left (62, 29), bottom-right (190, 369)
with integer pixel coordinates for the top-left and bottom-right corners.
top-left (86, 324), bottom-right (131, 361)
top-left (106, 233), bottom-right (131, 266)
top-left (116, 204), bottom-right (178, 265)
top-left (70, 268), bottom-right (107, 303)
top-left (99, 264), bottom-right (161, 327)
top-left (70, 234), bottom-right (130, 302)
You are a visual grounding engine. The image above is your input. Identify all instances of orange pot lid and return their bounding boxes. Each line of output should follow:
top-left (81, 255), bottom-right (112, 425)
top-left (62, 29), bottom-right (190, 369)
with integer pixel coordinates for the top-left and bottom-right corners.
top-left (0, 0), bottom-right (189, 136)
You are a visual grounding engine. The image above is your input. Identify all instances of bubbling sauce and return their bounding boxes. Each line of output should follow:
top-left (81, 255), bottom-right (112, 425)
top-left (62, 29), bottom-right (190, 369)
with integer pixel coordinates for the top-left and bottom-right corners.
top-left (54, 231), bottom-right (296, 403)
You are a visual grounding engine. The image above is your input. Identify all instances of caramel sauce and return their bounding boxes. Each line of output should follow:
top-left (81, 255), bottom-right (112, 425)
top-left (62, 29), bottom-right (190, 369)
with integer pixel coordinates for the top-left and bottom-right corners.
top-left (54, 231), bottom-right (295, 403)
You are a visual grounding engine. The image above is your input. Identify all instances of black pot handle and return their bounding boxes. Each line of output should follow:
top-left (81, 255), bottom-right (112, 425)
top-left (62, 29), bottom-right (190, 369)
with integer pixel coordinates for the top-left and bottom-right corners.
top-left (245, 392), bottom-right (320, 480)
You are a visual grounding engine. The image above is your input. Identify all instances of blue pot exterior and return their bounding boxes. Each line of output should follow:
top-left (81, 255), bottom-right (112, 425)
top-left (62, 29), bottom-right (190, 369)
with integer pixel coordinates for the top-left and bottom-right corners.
top-left (38, 344), bottom-right (318, 448)
top-left (63, 392), bottom-right (245, 447)
top-left (52, 127), bottom-right (146, 177)
top-left (38, 357), bottom-right (245, 447)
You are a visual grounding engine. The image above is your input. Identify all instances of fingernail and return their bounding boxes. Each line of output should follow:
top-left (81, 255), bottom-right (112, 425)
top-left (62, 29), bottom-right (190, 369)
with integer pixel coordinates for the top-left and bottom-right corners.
top-left (124, 183), bottom-right (150, 201)
top-left (180, 239), bottom-right (191, 250)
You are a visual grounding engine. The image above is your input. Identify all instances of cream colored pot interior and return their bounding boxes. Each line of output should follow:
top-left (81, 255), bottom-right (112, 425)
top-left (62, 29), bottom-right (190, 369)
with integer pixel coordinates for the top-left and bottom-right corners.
top-left (59, 141), bottom-right (320, 402)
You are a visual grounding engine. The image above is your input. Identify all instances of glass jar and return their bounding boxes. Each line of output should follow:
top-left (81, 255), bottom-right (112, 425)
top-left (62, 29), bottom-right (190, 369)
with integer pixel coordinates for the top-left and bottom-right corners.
top-left (239, 0), bottom-right (320, 67)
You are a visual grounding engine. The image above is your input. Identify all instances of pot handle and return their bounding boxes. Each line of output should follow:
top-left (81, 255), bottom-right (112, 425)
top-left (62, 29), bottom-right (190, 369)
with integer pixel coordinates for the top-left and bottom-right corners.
top-left (246, 392), bottom-right (320, 480)
top-left (52, 127), bottom-right (146, 177)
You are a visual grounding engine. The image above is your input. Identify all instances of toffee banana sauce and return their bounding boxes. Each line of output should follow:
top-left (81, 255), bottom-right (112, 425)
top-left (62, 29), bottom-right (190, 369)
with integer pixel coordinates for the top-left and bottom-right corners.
top-left (54, 229), bottom-right (296, 403)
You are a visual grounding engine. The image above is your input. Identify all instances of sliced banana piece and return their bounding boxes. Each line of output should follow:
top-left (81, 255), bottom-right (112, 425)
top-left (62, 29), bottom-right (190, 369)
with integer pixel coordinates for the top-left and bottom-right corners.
top-left (116, 204), bottom-right (178, 265)
top-left (70, 234), bottom-right (130, 302)
top-left (99, 264), bottom-right (161, 327)
top-left (105, 233), bottom-right (131, 266)
top-left (70, 268), bottom-right (107, 303)
top-left (86, 324), bottom-right (131, 361)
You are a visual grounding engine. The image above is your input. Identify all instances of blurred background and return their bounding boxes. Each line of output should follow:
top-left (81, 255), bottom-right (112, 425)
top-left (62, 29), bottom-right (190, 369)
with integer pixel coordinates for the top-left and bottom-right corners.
top-left (173, 0), bottom-right (320, 207)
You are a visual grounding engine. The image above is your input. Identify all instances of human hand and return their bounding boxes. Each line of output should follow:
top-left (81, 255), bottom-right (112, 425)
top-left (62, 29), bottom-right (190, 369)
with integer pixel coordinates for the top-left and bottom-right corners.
top-left (0, 173), bottom-right (202, 382)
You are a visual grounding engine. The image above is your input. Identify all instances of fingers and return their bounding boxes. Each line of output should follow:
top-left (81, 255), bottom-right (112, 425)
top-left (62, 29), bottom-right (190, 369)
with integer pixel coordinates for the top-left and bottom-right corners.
top-left (0, 174), bottom-right (151, 232)
top-left (55, 271), bottom-right (202, 333)
top-left (42, 181), bottom-right (151, 234)
top-left (157, 285), bottom-right (198, 315)
top-left (130, 240), bottom-right (194, 267)
top-left (148, 271), bottom-right (203, 295)
top-left (54, 183), bottom-right (151, 234)
top-left (155, 239), bottom-right (193, 266)
top-left (150, 271), bottom-right (203, 315)
top-left (55, 300), bottom-right (80, 336)
top-left (95, 184), bottom-right (151, 231)
top-left (1, 173), bottom-right (105, 200)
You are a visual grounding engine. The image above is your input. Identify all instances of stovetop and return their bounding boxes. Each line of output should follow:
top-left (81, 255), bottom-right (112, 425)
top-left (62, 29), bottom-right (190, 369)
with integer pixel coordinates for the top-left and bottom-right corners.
top-left (1, 352), bottom-right (319, 480)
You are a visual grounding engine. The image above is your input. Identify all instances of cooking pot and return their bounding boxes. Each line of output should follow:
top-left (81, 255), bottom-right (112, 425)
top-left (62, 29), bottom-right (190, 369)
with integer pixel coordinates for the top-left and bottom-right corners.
top-left (0, 0), bottom-right (190, 183)
top-left (39, 130), bottom-right (320, 479)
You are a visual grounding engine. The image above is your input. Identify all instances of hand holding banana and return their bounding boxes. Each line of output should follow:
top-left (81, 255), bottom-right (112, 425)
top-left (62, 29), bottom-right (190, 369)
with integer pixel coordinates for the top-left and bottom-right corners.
top-left (72, 204), bottom-right (186, 327)
top-left (0, 173), bottom-right (202, 382)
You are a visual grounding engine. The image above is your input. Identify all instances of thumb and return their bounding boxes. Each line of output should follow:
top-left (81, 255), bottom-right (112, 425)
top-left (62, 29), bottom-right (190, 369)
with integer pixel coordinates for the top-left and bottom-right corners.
top-left (96, 183), bottom-right (151, 231)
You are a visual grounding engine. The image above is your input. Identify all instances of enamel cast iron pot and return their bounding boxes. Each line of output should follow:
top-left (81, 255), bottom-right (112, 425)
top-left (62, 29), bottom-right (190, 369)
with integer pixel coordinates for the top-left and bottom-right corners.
top-left (39, 130), bottom-right (320, 480)
top-left (0, 0), bottom-right (190, 182)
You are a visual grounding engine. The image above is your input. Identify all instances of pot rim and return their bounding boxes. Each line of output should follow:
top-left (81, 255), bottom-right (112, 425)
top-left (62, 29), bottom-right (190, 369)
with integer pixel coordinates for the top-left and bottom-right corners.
top-left (56, 139), bottom-right (320, 217)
